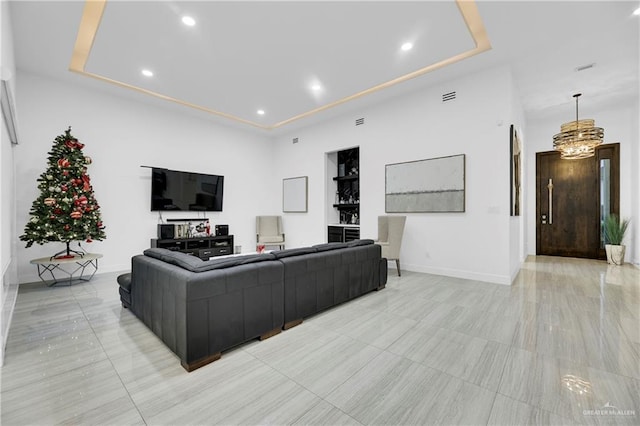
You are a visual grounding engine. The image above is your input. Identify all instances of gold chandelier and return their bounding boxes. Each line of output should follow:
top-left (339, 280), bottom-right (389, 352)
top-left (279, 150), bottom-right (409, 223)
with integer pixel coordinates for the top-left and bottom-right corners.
top-left (553, 93), bottom-right (604, 160)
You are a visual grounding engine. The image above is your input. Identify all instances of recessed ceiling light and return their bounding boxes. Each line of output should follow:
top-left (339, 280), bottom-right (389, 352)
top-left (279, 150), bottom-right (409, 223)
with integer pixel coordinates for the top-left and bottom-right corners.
top-left (182, 16), bottom-right (196, 26)
top-left (401, 42), bottom-right (413, 52)
top-left (141, 69), bottom-right (153, 77)
top-left (311, 84), bottom-right (322, 91)
top-left (257, 110), bottom-right (265, 115)
top-left (633, 7), bottom-right (640, 15)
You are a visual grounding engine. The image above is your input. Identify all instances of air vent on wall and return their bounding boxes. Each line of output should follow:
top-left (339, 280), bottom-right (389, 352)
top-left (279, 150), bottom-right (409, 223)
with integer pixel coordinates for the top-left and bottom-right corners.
top-left (292, 137), bottom-right (299, 144)
top-left (575, 63), bottom-right (596, 72)
top-left (442, 91), bottom-right (456, 102)
top-left (355, 117), bottom-right (365, 126)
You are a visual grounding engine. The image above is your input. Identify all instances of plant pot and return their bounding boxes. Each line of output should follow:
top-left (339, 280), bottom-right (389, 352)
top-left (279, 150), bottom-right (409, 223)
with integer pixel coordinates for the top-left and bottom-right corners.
top-left (605, 244), bottom-right (626, 265)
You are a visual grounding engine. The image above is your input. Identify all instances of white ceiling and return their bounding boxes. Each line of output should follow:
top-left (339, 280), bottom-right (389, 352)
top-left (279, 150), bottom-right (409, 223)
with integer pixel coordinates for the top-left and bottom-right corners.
top-left (9, 1), bottom-right (640, 133)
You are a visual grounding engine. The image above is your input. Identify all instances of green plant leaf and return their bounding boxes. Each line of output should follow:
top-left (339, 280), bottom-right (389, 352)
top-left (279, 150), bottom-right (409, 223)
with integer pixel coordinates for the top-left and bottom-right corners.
top-left (604, 214), bottom-right (630, 245)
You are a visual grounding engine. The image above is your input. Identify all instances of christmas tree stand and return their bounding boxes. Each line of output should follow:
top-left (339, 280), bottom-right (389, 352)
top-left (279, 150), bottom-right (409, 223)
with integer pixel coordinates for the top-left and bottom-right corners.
top-left (50, 242), bottom-right (85, 260)
top-left (31, 253), bottom-right (102, 286)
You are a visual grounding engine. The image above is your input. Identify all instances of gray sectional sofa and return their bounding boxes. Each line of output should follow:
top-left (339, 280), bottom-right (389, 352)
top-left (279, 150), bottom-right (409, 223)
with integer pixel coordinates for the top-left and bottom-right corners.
top-left (120, 239), bottom-right (387, 371)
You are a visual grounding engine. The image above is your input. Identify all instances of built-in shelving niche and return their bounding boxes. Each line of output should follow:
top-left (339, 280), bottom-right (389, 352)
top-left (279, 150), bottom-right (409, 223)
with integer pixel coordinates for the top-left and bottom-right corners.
top-left (326, 147), bottom-right (360, 242)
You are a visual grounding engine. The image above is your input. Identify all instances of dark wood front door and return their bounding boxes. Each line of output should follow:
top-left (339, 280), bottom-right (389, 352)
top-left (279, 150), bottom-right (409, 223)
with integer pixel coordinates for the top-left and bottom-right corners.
top-left (536, 144), bottom-right (619, 259)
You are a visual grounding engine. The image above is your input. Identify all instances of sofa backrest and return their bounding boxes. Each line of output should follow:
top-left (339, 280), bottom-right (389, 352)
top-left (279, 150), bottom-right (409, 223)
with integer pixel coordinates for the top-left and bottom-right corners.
top-left (143, 239), bottom-right (376, 272)
top-left (143, 248), bottom-right (276, 273)
top-left (272, 239), bottom-right (375, 257)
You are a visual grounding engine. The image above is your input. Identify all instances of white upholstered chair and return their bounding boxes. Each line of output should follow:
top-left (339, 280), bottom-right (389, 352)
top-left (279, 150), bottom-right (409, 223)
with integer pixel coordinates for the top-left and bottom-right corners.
top-left (375, 215), bottom-right (406, 276)
top-left (256, 216), bottom-right (285, 250)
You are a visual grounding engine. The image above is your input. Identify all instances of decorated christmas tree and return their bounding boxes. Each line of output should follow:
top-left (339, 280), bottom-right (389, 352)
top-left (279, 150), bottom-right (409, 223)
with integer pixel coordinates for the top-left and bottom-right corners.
top-left (20, 127), bottom-right (106, 258)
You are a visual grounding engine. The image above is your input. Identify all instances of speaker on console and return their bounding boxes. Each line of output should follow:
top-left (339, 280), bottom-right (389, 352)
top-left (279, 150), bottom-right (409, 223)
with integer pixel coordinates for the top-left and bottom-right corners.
top-left (158, 224), bottom-right (175, 239)
top-left (215, 225), bottom-right (229, 236)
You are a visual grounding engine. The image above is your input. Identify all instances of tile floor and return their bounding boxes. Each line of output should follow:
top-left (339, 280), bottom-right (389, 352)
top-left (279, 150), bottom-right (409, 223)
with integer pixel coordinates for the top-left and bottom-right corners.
top-left (1, 256), bottom-right (639, 425)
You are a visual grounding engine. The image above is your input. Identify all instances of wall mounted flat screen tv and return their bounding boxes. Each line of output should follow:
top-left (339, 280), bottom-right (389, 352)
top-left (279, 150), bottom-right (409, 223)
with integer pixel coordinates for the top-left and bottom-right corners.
top-left (151, 168), bottom-right (224, 211)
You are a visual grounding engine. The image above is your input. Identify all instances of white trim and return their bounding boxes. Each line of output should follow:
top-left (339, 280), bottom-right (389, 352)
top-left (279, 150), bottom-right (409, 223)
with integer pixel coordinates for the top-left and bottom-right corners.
top-left (401, 262), bottom-right (512, 285)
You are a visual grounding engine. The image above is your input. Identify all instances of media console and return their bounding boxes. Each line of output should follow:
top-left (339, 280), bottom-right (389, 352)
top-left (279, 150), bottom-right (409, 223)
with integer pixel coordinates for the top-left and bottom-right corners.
top-left (151, 235), bottom-right (234, 260)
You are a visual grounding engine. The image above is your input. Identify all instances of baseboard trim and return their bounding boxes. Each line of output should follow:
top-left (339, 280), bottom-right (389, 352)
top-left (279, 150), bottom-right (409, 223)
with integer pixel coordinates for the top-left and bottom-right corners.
top-left (510, 258), bottom-right (524, 283)
top-left (402, 262), bottom-right (511, 285)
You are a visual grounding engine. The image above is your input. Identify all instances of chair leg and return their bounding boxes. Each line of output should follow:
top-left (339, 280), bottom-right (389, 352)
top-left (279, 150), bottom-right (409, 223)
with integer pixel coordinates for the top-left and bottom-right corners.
top-left (395, 259), bottom-right (401, 276)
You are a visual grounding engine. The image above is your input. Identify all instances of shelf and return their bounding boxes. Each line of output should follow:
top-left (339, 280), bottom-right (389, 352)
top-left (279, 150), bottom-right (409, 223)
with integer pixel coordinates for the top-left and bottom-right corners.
top-left (333, 204), bottom-right (359, 209)
top-left (151, 235), bottom-right (234, 260)
top-left (333, 174), bottom-right (359, 181)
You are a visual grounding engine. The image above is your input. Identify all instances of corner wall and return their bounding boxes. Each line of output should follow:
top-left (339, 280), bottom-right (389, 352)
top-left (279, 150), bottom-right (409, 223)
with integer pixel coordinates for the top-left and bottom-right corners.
top-left (14, 71), bottom-right (278, 284)
top-left (273, 66), bottom-right (518, 284)
top-left (507, 69), bottom-right (527, 281)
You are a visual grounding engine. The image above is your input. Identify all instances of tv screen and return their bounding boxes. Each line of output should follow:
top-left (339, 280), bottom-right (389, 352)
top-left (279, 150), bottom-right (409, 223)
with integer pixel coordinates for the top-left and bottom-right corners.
top-left (151, 168), bottom-right (224, 211)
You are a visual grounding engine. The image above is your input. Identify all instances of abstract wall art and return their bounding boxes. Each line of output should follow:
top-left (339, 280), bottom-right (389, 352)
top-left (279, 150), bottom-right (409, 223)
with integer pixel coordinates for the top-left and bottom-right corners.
top-left (385, 154), bottom-right (465, 213)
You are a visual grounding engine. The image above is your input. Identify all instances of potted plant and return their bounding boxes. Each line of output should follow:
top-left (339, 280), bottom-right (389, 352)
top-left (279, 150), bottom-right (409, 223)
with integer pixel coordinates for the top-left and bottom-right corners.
top-left (604, 214), bottom-right (630, 265)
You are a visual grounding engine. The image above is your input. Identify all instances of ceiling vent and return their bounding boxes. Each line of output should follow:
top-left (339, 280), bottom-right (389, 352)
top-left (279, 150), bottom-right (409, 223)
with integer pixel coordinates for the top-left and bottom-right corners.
top-left (442, 91), bottom-right (456, 102)
top-left (292, 137), bottom-right (299, 144)
top-left (575, 63), bottom-right (596, 72)
top-left (355, 117), bottom-right (365, 126)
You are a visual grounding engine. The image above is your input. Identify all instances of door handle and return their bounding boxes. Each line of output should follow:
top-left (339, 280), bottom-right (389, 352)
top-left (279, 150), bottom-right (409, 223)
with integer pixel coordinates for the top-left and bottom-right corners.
top-left (547, 178), bottom-right (553, 225)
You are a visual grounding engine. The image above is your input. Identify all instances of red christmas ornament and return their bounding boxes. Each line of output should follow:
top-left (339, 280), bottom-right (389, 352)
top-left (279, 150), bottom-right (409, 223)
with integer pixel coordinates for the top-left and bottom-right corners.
top-left (70, 211), bottom-right (82, 219)
top-left (65, 139), bottom-right (77, 149)
top-left (63, 170), bottom-right (69, 176)
top-left (76, 142), bottom-right (85, 149)
top-left (86, 238), bottom-right (93, 243)
top-left (44, 197), bottom-right (56, 206)
top-left (78, 195), bottom-right (88, 205)
top-left (54, 208), bottom-right (62, 214)
top-left (50, 215), bottom-right (56, 221)
top-left (57, 158), bottom-right (70, 168)
top-left (97, 221), bottom-right (103, 228)
top-left (64, 224), bottom-right (71, 231)
top-left (61, 184), bottom-right (68, 191)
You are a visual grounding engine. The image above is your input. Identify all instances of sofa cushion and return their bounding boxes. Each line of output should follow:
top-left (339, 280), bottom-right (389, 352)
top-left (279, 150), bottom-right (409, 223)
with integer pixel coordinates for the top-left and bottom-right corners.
top-left (312, 242), bottom-right (350, 252)
top-left (271, 247), bottom-right (317, 259)
top-left (347, 239), bottom-right (375, 247)
top-left (143, 248), bottom-right (276, 272)
top-left (117, 273), bottom-right (132, 292)
top-left (144, 248), bottom-right (203, 269)
top-left (193, 254), bottom-right (277, 272)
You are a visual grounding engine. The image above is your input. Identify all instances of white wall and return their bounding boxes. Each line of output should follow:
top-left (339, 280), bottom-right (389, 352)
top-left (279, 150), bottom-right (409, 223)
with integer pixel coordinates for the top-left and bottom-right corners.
top-left (272, 66), bottom-right (518, 284)
top-left (508, 69), bottom-right (527, 281)
top-left (1, 0), bottom-right (19, 366)
top-left (14, 71), bottom-right (278, 284)
top-left (525, 101), bottom-right (639, 263)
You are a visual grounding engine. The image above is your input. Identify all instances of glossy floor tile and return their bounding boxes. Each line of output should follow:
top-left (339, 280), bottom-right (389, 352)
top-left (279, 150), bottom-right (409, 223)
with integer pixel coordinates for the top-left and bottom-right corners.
top-left (1, 256), bottom-right (639, 425)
